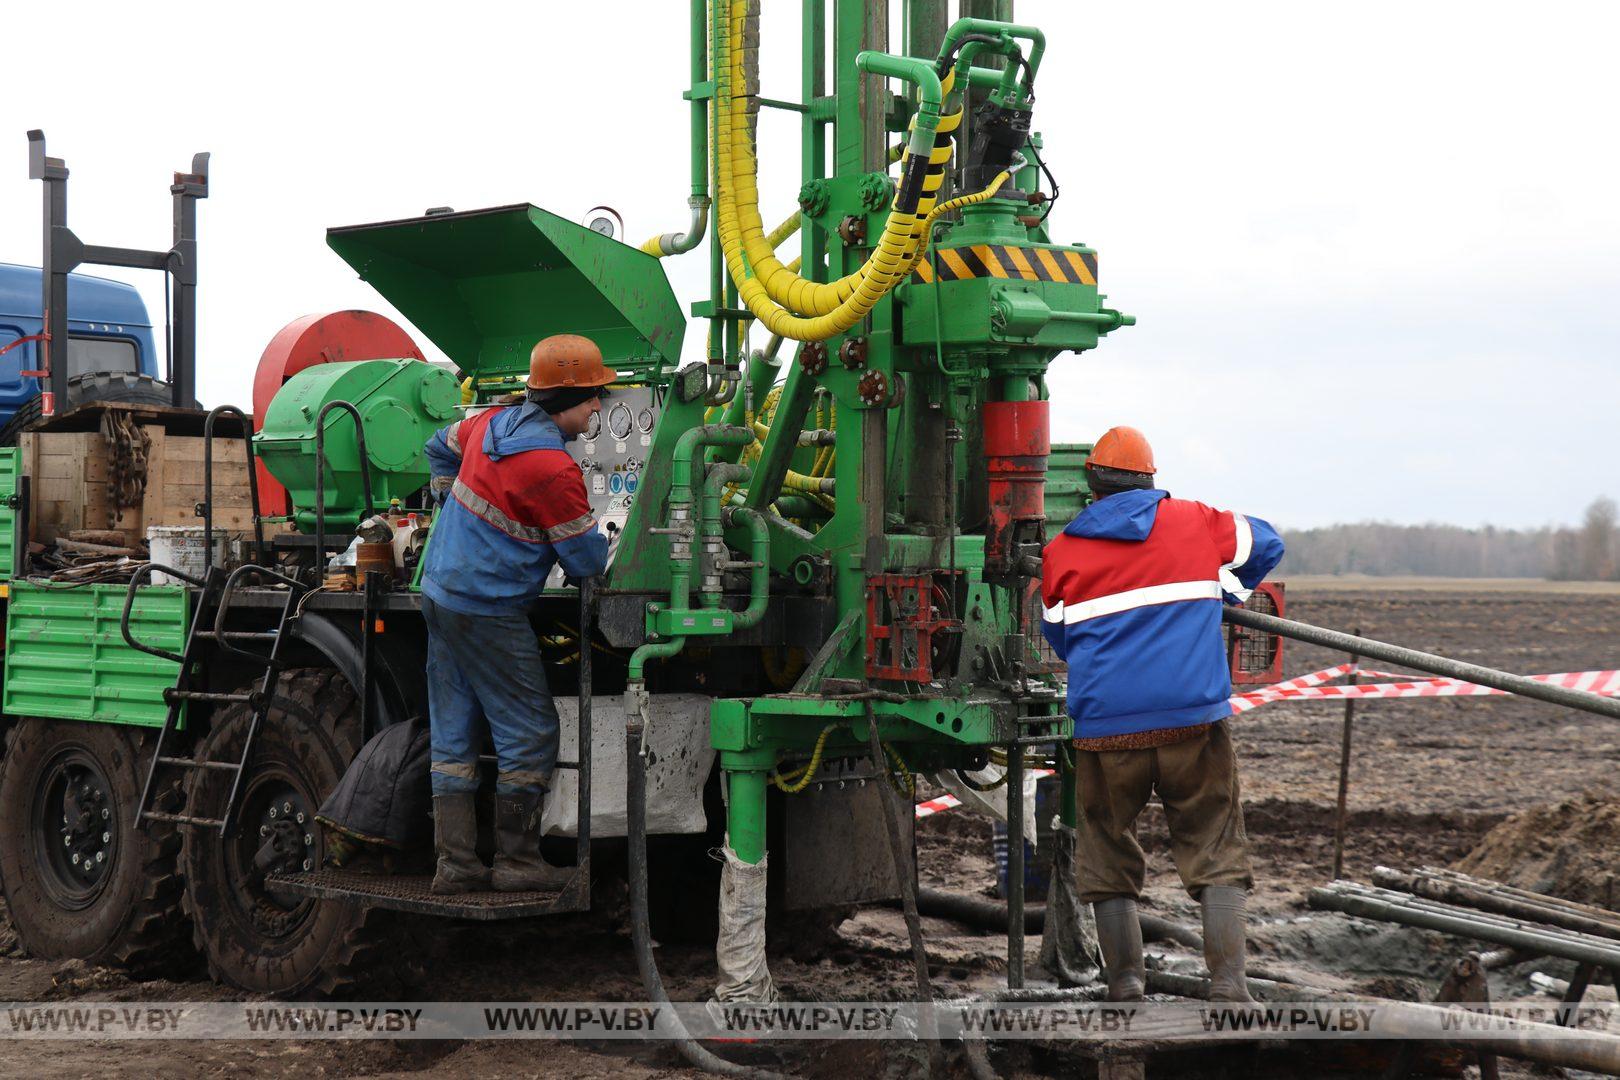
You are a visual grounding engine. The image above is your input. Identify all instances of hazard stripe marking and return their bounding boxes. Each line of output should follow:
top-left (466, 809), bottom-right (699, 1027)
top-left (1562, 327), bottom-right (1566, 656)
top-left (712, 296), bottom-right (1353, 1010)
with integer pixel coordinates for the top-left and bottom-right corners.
top-left (1004, 246), bottom-right (1038, 279)
top-left (937, 249), bottom-right (974, 280)
top-left (908, 245), bottom-right (1101, 285)
top-left (972, 245), bottom-right (1010, 278)
top-left (1062, 250), bottom-right (1097, 285)
top-left (1034, 248), bottom-right (1069, 283)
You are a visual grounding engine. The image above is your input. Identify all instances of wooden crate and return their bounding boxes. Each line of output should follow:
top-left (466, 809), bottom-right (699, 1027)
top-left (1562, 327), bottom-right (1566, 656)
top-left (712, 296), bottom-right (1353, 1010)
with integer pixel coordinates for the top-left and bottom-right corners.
top-left (21, 425), bottom-right (256, 545)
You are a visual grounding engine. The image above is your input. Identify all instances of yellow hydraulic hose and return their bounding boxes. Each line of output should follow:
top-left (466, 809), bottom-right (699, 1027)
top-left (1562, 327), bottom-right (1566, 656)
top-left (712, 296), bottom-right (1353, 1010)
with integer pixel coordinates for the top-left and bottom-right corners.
top-left (713, 0), bottom-right (965, 341)
top-left (718, 0), bottom-right (960, 313)
top-left (765, 210), bottom-right (801, 250)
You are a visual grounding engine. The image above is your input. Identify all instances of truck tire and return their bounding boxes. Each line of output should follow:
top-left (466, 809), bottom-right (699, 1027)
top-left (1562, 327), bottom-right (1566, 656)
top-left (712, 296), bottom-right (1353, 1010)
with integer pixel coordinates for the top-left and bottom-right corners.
top-left (180, 669), bottom-right (388, 997)
top-left (0, 719), bottom-right (190, 972)
top-left (0, 371), bottom-right (191, 446)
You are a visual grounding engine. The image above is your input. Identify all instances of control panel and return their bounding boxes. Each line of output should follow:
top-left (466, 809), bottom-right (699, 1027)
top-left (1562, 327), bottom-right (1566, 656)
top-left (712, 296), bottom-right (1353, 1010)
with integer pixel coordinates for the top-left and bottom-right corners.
top-left (548, 384), bottom-right (658, 586)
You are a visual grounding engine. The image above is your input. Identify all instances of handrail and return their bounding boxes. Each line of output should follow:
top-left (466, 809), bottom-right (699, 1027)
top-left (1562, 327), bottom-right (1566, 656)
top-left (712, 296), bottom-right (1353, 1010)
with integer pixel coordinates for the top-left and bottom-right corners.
top-left (312, 399), bottom-right (375, 578)
top-left (201, 404), bottom-right (265, 564)
top-left (120, 562), bottom-right (208, 664)
top-left (211, 562), bottom-right (305, 668)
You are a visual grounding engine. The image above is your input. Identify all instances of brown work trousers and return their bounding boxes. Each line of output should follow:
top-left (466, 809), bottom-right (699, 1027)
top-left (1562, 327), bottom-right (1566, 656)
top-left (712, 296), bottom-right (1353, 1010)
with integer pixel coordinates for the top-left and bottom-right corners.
top-left (1074, 721), bottom-right (1252, 903)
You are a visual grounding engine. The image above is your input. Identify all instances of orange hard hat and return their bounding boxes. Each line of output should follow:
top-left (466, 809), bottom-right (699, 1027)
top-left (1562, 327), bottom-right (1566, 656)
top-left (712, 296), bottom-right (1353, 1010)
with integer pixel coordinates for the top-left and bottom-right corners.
top-left (527, 334), bottom-right (615, 391)
top-left (1088, 426), bottom-right (1156, 475)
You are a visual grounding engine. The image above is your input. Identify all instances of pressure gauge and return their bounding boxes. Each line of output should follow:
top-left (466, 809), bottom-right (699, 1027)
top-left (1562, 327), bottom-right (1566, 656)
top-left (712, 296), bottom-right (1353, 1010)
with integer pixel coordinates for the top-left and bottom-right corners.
top-left (582, 205), bottom-right (625, 240)
top-left (637, 407), bottom-right (655, 433)
top-left (606, 401), bottom-right (635, 440)
top-left (584, 410), bottom-right (603, 440)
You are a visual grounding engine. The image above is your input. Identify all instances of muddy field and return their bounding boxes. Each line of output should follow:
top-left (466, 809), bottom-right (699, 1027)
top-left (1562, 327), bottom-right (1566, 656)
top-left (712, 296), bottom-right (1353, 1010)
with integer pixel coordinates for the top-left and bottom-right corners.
top-left (0, 583), bottom-right (1616, 1078)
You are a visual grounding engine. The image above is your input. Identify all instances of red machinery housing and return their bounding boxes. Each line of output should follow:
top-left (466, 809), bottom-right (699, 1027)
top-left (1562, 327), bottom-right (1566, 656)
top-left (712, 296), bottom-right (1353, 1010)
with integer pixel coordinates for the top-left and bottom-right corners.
top-left (984, 399), bottom-right (1049, 576)
top-left (252, 311), bottom-right (425, 515)
top-left (1227, 582), bottom-right (1286, 685)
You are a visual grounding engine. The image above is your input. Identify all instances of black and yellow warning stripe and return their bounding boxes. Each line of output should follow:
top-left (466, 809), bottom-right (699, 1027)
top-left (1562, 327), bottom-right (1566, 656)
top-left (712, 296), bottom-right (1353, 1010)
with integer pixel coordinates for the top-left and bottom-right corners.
top-left (913, 245), bottom-right (1098, 285)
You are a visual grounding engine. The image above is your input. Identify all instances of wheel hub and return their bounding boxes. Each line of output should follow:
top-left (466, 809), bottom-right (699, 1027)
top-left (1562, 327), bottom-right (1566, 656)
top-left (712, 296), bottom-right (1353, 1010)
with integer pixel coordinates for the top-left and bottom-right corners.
top-left (237, 782), bottom-right (319, 936)
top-left (36, 754), bottom-right (116, 908)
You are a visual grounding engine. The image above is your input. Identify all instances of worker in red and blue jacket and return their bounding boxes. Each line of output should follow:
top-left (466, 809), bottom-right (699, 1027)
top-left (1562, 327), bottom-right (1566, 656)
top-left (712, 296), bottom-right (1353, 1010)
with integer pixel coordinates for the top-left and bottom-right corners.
top-left (419, 334), bottom-right (611, 896)
top-left (1041, 426), bottom-right (1283, 1003)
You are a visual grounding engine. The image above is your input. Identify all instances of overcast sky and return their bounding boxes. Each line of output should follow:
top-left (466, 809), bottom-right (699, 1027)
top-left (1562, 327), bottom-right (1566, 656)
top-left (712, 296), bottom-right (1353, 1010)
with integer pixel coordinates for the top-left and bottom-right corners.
top-left (3, 1), bottom-right (1615, 529)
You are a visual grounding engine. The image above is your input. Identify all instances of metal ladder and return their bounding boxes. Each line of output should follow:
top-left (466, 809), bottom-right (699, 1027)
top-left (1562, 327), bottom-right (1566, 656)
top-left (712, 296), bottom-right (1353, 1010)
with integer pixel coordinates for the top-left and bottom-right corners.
top-left (124, 562), bottom-right (305, 834)
top-left (124, 402), bottom-right (285, 834)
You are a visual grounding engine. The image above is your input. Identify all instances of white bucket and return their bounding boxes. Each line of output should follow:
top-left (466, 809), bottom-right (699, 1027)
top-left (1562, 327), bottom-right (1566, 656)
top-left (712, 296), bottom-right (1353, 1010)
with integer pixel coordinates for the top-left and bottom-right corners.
top-left (146, 526), bottom-right (227, 586)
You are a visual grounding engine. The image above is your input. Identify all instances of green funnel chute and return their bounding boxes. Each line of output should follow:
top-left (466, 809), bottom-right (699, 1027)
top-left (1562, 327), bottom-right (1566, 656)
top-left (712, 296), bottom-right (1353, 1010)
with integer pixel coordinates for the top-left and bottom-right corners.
top-left (326, 204), bottom-right (686, 384)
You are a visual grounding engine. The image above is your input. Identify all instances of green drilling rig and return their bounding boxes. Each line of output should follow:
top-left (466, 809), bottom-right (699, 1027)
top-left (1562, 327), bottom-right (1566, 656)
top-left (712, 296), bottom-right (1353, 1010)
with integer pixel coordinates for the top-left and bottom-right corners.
top-left (0, 0), bottom-right (1135, 1009)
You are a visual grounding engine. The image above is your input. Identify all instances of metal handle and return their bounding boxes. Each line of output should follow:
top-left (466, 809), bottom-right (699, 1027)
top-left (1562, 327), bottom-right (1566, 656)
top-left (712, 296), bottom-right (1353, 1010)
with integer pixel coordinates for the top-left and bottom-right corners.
top-left (120, 563), bottom-right (207, 663)
top-left (312, 399), bottom-right (375, 579)
top-left (202, 404), bottom-right (266, 564)
top-left (211, 563), bottom-right (304, 666)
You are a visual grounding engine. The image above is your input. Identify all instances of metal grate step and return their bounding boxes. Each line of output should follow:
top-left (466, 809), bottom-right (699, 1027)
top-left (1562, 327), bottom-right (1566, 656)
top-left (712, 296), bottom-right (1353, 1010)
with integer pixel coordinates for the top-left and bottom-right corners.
top-left (267, 869), bottom-right (588, 920)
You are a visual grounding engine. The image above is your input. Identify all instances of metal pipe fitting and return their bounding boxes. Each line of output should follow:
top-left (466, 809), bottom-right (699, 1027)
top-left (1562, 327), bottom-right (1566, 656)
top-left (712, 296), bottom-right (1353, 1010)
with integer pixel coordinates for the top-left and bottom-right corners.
top-left (646, 195), bottom-right (712, 257)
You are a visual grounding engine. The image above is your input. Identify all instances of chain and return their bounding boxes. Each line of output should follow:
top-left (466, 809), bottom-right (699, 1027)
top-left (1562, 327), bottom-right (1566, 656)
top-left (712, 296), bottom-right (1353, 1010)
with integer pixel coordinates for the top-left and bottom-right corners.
top-left (99, 409), bottom-right (151, 526)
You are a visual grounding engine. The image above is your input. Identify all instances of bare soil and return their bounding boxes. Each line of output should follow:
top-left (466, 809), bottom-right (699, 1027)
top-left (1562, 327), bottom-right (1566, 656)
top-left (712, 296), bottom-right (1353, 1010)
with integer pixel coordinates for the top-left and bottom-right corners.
top-left (0, 584), bottom-right (1615, 1078)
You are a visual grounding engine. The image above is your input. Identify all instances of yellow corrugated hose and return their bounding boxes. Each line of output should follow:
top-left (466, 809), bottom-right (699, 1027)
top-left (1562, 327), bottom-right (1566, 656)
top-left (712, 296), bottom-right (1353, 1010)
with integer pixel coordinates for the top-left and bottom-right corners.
top-left (713, 0), bottom-right (968, 340)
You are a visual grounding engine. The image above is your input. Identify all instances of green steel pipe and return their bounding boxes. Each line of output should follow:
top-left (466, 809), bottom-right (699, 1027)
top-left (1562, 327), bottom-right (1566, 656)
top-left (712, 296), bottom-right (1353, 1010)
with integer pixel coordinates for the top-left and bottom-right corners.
top-left (628, 425), bottom-right (754, 680)
top-left (853, 51), bottom-right (942, 157)
top-left (706, 0), bottom-right (725, 363)
top-left (1047, 308), bottom-right (1137, 328)
top-left (626, 632), bottom-right (687, 684)
top-left (702, 463), bottom-right (751, 608)
top-left (940, 17), bottom-right (1046, 84)
top-left (722, 505), bottom-right (771, 630)
top-left (725, 762), bottom-right (771, 865)
top-left (689, 0), bottom-right (708, 199)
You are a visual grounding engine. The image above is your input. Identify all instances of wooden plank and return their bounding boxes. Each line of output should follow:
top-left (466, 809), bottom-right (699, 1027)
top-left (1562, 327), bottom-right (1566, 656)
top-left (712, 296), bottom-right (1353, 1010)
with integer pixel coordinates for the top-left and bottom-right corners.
top-left (140, 426), bottom-right (165, 542)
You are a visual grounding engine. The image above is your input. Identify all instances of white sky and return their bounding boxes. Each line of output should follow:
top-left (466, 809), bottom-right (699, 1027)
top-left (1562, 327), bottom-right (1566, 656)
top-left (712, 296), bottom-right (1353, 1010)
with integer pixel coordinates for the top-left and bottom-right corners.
top-left (3, 1), bottom-right (1616, 529)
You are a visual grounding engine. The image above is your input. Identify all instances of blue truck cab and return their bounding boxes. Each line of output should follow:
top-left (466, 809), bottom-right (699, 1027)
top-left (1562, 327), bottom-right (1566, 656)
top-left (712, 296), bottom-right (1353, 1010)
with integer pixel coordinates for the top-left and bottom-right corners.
top-left (0, 263), bottom-right (159, 430)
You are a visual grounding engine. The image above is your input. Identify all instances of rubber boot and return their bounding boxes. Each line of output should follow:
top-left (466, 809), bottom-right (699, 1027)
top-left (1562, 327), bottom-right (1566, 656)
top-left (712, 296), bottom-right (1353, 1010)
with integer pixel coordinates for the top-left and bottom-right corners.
top-left (1093, 897), bottom-right (1146, 1002)
top-left (431, 793), bottom-right (489, 895)
top-left (491, 791), bottom-right (574, 892)
top-left (1201, 885), bottom-right (1256, 1003)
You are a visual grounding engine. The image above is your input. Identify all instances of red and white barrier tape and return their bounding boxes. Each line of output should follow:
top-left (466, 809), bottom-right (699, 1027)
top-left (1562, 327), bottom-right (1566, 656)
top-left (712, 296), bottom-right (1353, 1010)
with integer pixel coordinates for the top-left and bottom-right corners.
top-left (915, 664), bottom-right (1619, 816)
top-left (1232, 668), bottom-right (1620, 711)
top-left (915, 768), bottom-right (1054, 819)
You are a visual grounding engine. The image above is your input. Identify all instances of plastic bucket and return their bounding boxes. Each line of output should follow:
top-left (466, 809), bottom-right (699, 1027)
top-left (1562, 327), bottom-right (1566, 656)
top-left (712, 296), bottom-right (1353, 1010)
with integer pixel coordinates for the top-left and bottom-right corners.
top-left (147, 526), bottom-right (226, 586)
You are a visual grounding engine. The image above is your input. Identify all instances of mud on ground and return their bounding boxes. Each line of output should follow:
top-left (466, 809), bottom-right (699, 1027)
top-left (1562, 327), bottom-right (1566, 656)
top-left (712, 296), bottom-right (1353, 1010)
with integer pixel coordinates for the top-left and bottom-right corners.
top-left (0, 584), bottom-right (1615, 1078)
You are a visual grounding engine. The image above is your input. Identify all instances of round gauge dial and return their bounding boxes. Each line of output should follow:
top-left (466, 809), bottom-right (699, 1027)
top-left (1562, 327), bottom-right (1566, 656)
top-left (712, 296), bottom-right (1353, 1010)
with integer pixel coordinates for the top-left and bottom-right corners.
top-left (606, 402), bottom-right (635, 440)
top-left (584, 410), bottom-right (603, 440)
top-left (637, 407), bottom-right (655, 433)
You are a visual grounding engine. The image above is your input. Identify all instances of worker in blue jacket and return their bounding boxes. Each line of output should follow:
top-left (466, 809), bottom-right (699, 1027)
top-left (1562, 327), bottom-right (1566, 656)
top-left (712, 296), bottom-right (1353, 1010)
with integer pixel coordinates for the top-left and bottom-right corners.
top-left (420, 334), bottom-right (610, 895)
top-left (1042, 426), bottom-right (1284, 1002)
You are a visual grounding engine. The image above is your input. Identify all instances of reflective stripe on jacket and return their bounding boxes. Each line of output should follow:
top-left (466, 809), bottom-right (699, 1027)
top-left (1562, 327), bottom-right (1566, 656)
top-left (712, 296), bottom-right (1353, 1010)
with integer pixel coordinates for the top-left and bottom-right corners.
top-left (1041, 489), bottom-right (1284, 740)
top-left (420, 403), bottom-right (608, 615)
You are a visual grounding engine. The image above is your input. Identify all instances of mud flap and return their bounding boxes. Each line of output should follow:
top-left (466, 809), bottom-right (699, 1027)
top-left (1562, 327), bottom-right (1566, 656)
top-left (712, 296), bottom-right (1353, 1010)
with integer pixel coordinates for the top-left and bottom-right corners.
top-left (713, 842), bottom-right (777, 1003)
top-left (1040, 819), bottom-right (1102, 987)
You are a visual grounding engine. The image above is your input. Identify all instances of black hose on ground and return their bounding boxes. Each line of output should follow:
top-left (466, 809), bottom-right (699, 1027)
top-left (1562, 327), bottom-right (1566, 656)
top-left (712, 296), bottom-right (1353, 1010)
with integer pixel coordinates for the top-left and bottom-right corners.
top-left (626, 714), bottom-right (786, 1080)
top-left (910, 887), bottom-right (1205, 951)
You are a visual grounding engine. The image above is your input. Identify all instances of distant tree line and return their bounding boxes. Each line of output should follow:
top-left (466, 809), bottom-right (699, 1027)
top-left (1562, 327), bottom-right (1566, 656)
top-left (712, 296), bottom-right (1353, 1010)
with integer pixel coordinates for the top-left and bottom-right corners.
top-left (1279, 497), bottom-right (1619, 580)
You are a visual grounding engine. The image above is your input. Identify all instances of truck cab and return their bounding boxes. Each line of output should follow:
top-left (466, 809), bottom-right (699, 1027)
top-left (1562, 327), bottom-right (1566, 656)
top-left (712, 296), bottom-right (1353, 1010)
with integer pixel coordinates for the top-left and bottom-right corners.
top-left (0, 263), bottom-right (160, 430)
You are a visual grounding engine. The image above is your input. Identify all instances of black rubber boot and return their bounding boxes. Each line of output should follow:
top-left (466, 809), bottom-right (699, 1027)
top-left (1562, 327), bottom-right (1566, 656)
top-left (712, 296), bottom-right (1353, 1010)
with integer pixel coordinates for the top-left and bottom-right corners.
top-left (1201, 885), bottom-right (1256, 1003)
top-left (1093, 897), bottom-right (1146, 1001)
top-left (491, 791), bottom-right (573, 892)
top-left (431, 793), bottom-right (490, 895)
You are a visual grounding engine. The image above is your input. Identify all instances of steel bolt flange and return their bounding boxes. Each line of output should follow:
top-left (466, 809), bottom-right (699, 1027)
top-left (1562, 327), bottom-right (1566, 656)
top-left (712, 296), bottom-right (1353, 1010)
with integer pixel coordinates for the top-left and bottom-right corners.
top-left (839, 337), bottom-right (869, 370)
top-left (801, 341), bottom-right (829, 377)
top-left (857, 370), bottom-right (890, 407)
